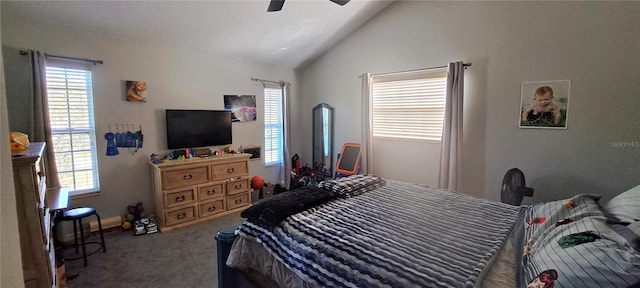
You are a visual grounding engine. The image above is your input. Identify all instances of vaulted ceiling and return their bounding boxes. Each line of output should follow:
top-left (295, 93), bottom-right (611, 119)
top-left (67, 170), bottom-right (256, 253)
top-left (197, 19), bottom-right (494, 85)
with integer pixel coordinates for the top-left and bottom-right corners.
top-left (2, 0), bottom-right (392, 69)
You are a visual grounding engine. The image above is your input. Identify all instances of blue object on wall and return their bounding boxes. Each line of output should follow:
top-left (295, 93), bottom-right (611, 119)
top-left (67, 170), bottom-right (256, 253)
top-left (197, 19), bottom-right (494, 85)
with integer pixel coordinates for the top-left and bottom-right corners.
top-left (105, 132), bottom-right (119, 156)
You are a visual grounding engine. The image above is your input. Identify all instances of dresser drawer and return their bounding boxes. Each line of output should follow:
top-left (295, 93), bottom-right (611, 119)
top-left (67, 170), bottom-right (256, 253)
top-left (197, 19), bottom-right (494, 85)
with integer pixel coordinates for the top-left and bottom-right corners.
top-left (198, 183), bottom-right (225, 201)
top-left (164, 189), bottom-right (196, 209)
top-left (37, 179), bottom-right (47, 208)
top-left (227, 178), bottom-right (249, 196)
top-left (40, 208), bottom-right (50, 246)
top-left (227, 193), bottom-right (250, 210)
top-left (162, 165), bottom-right (210, 190)
top-left (35, 158), bottom-right (46, 202)
top-left (198, 199), bottom-right (226, 218)
top-left (165, 206), bottom-right (196, 226)
top-left (212, 161), bottom-right (248, 180)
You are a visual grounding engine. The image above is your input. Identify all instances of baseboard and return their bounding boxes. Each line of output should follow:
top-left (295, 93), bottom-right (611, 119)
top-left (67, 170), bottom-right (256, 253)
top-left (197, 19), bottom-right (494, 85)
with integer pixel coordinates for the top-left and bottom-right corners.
top-left (60, 226), bottom-right (123, 243)
top-left (89, 216), bottom-right (122, 232)
top-left (58, 214), bottom-right (156, 242)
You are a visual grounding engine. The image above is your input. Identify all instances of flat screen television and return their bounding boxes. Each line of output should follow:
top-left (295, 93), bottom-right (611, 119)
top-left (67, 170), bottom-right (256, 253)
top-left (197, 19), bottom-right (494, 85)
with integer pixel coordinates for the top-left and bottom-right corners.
top-left (166, 109), bottom-right (232, 150)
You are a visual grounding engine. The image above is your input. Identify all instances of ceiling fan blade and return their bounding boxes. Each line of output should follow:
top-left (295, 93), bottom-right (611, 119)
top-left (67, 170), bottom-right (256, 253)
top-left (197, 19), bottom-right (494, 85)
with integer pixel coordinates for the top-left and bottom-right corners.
top-left (329, 0), bottom-right (350, 6)
top-left (267, 0), bottom-right (285, 12)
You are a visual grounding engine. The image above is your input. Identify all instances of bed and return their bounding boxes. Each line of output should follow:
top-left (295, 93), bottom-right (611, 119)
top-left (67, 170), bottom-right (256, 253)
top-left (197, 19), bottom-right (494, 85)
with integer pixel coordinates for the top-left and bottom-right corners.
top-left (222, 176), bottom-right (640, 288)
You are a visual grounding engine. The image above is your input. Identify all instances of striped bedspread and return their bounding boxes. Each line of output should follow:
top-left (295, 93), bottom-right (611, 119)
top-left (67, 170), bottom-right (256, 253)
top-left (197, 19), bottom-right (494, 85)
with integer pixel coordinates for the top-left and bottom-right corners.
top-left (237, 180), bottom-right (525, 287)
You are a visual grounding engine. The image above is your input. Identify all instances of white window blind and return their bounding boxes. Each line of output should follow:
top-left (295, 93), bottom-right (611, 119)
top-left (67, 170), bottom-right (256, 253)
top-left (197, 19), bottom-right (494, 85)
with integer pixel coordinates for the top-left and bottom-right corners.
top-left (46, 66), bottom-right (100, 195)
top-left (264, 86), bottom-right (282, 165)
top-left (371, 71), bottom-right (447, 141)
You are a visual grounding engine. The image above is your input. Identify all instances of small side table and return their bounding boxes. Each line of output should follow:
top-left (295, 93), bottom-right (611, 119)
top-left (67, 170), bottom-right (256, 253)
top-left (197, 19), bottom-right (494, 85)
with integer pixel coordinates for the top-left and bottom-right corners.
top-left (47, 187), bottom-right (70, 249)
top-left (47, 187), bottom-right (73, 285)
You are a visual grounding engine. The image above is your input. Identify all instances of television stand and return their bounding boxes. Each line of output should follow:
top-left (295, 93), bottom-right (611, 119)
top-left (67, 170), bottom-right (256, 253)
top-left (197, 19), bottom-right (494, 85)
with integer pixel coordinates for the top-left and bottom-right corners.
top-left (150, 153), bottom-right (251, 232)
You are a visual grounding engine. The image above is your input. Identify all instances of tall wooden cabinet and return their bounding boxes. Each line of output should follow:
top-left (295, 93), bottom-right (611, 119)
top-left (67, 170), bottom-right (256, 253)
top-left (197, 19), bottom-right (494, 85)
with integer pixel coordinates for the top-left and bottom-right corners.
top-left (12, 142), bottom-right (56, 288)
top-left (150, 153), bottom-right (252, 232)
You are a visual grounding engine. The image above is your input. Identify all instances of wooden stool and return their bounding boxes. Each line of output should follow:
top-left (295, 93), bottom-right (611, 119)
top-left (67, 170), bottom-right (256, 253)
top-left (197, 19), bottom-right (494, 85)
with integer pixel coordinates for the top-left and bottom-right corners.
top-left (58, 207), bottom-right (106, 267)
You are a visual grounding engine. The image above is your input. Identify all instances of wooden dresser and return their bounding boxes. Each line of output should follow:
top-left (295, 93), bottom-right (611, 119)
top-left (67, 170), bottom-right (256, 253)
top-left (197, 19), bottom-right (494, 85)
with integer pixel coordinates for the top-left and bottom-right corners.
top-left (12, 142), bottom-right (57, 288)
top-left (150, 153), bottom-right (252, 232)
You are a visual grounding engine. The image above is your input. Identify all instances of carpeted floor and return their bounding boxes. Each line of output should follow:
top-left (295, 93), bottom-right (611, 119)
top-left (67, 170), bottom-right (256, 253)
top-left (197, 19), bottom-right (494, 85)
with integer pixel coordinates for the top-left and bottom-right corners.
top-left (65, 213), bottom-right (245, 288)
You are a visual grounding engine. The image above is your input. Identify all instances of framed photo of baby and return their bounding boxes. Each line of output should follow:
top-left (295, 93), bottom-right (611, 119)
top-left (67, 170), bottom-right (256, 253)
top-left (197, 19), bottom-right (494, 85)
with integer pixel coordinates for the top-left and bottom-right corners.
top-left (519, 80), bottom-right (571, 129)
top-left (125, 80), bottom-right (147, 102)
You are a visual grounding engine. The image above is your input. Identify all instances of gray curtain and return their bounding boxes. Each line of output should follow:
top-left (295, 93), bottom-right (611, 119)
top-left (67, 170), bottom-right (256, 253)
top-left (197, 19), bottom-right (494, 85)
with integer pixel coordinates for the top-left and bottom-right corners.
top-left (27, 51), bottom-right (61, 188)
top-left (438, 61), bottom-right (464, 190)
top-left (280, 82), bottom-right (292, 189)
top-left (360, 73), bottom-right (373, 174)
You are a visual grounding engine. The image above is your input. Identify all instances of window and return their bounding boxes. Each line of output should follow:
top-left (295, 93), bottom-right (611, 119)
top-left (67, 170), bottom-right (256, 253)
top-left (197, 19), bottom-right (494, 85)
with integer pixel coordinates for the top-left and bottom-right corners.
top-left (46, 66), bottom-right (100, 195)
top-left (264, 86), bottom-right (282, 165)
top-left (371, 71), bottom-right (447, 141)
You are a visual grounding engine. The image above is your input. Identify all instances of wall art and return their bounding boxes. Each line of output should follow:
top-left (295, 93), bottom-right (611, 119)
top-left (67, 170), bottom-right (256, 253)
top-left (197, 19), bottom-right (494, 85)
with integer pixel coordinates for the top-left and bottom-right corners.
top-left (224, 95), bottom-right (257, 122)
top-left (125, 80), bottom-right (147, 102)
top-left (520, 80), bottom-right (571, 129)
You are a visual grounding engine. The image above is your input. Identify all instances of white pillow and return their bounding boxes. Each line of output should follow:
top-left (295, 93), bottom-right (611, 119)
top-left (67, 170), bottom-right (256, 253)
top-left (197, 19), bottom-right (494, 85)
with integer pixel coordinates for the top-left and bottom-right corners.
top-left (605, 184), bottom-right (640, 224)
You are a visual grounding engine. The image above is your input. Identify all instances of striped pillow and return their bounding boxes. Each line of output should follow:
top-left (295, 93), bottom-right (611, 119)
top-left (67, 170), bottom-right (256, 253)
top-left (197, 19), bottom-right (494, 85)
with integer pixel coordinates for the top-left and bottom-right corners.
top-left (317, 174), bottom-right (385, 197)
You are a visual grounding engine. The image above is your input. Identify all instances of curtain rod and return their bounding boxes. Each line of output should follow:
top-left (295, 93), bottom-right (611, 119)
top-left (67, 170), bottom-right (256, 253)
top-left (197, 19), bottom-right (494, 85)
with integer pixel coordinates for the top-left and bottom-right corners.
top-left (19, 50), bottom-right (104, 65)
top-left (251, 77), bottom-right (291, 86)
top-left (364, 62), bottom-right (471, 78)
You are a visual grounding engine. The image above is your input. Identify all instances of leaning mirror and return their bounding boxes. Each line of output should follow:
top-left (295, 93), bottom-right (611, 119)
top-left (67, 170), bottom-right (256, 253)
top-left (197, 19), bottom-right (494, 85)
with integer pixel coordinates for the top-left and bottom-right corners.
top-left (312, 103), bottom-right (334, 180)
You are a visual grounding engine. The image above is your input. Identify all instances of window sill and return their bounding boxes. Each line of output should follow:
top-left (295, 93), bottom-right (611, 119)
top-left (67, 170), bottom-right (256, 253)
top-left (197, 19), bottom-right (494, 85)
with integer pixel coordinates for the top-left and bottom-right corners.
top-left (265, 162), bottom-right (282, 168)
top-left (70, 190), bottom-right (100, 200)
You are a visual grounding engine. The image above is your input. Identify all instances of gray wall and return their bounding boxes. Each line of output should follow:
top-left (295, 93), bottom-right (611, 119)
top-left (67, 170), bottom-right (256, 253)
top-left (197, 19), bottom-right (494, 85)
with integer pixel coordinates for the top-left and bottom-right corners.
top-left (1, 12), bottom-right (296, 221)
top-left (296, 1), bottom-right (640, 202)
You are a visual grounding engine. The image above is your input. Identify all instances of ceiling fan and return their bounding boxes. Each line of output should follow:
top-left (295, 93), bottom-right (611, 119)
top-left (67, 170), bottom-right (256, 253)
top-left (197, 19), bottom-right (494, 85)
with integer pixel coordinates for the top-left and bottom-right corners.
top-left (267, 0), bottom-right (351, 12)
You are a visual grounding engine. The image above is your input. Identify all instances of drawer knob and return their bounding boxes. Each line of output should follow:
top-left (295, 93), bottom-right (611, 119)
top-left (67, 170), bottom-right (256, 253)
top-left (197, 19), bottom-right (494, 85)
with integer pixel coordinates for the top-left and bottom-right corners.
top-left (208, 206), bottom-right (217, 212)
top-left (234, 184), bottom-right (242, 189)
top-left (175, 195), bottom-right (186, 202)
top-left (176, 213), bottom-right (186, 219)
top-left (207, 189), bottom-right (216, 195)
top-left (227, 167), bottom-right (235, 173)
top-left (234, 199), bottom-right (242, 204)
top-left (183, 174), bottom-right (193, 180)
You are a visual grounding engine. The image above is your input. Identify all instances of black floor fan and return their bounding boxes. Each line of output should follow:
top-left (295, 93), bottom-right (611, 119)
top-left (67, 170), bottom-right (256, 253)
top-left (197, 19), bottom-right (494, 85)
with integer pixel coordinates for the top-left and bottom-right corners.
top-left (501, 168), bottom-right (534, 206)
top-left (267, 0), bottom-right (350, 12)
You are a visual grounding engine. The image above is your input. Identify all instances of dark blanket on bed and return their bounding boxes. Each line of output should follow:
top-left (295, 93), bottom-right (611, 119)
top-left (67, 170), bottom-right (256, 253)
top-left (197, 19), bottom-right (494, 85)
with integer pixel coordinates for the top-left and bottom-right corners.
top-left (241, 186), bottom-right (335, 226)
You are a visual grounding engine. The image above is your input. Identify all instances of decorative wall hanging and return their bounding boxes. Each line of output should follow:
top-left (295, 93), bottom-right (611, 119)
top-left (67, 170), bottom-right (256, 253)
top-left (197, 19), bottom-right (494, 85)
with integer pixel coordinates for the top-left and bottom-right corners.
top-left (105, 124), bottom-right (144, 156)
top-left (520, 80), bottom-right (571, 129)
top-left (126, 80), bottom-right (147, 102)
top-left (224, 95), bottom-right (257, 122)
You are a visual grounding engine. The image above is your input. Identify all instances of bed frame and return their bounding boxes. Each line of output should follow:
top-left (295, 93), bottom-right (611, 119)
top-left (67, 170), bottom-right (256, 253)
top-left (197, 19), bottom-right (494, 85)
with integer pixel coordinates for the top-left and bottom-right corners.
top-left (217, 226), bottom-right (276, 288)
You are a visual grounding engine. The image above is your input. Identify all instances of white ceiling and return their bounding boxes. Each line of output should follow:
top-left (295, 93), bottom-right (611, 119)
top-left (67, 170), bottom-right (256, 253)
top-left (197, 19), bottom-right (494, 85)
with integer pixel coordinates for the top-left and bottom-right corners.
top-left (2, 0), bottom-right (391, 69)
